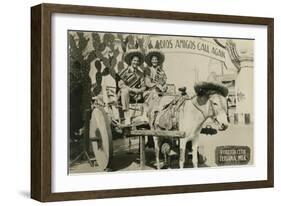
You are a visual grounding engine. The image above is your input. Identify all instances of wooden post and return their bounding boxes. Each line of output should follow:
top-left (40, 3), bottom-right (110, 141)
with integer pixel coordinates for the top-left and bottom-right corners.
top-left (139, 135), bottom-right (146, 170)
top-left (130, 130), bottom-right (185, 138)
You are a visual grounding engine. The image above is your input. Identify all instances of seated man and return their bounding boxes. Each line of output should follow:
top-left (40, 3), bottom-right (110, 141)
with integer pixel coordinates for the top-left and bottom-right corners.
top-left (117, 49), bottom-right (146, 125)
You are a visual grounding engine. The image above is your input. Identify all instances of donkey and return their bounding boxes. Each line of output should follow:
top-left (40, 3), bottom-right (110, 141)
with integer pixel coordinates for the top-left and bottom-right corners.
top-left (151, 90), bottom-right (229, 169)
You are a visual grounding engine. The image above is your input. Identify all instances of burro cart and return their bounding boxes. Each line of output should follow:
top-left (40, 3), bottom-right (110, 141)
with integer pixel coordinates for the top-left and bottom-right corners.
top-left (89, 86), bottom-right (188, 170)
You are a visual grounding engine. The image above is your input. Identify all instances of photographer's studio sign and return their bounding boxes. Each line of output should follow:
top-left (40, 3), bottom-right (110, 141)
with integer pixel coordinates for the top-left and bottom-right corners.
top-left (215, 146), bottom-right (251, 166)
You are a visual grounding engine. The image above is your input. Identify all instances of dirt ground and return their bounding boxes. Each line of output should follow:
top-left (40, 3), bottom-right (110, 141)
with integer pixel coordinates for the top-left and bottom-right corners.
top-left (70, 123), bottom-right (253, 174)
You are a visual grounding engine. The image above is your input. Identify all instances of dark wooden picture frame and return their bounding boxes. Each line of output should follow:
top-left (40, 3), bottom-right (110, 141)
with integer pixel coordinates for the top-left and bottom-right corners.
top-left (31, 3), bottom-right (274, 202)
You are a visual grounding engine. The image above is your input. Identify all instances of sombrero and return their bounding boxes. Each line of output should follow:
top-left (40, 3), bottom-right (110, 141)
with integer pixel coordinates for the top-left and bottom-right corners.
top-left (124, 49), bottom-right (144, 65)
top-left (194, 81), bottom-right (229, 97)
top-left (145, 49), bottom-right (165, 66)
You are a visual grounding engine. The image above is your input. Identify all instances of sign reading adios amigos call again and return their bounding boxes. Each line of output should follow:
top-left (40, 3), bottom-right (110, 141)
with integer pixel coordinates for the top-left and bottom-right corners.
top-left (149, 36), bottom-right (226, 62)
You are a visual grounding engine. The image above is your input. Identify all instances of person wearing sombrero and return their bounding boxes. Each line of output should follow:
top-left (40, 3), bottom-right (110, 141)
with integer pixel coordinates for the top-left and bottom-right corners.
top-left (143, 49), bottom-right (167, 105)
top-left (117, 49), bottom-right (146, 125)
top-left (144, 49), bottom-right (167, 95)
top-left (142, 50), bottom-right (168, 145)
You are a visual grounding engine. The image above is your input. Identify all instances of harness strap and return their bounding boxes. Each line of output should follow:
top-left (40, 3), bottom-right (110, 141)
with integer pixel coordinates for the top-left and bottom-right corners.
top-left (175, 96), bottom-right (190, 112)
top-left (153, 96), bottom-right (189, 130)
top-left (191, 100), bottom-right (207, 120)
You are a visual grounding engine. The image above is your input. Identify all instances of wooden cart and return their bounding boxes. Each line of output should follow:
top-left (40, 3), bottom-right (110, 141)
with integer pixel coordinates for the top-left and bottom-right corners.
top-left (89, 85), bottom-right (187, 170)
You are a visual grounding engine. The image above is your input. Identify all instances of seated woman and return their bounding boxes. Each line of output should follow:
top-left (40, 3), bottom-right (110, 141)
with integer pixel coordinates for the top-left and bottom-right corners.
top-left (141, 49), bottom-right (168, 148)
top-left (117, 49), bottom-right (146, 125)
top-left (143, 49), bottom-right (168, 126)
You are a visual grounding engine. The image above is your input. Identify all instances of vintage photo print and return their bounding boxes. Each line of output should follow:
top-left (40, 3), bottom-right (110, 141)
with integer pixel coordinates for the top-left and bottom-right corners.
top-left (68, 30), bottom-right (254, 174)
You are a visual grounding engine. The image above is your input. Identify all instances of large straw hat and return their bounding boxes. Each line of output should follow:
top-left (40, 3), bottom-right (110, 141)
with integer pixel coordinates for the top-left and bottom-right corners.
top-left (194, 72), bottom-right (229, 97)
top-left (194, 82), bottom-right (229, 97)
top-left (124, 49), bottom-right (144, 65)
top-left (145, 49), bottom-right (165, 66)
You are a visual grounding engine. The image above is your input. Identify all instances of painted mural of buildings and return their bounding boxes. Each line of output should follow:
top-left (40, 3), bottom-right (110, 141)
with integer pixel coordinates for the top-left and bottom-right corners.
top-left (148, 36), bottom-right (253, 124)
top-left (81, 32), bottom-right (254, 124)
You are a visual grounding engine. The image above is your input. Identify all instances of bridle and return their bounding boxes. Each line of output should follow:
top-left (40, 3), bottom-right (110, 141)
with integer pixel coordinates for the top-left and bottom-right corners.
top-left (191, 97), bottom-right (224, 127)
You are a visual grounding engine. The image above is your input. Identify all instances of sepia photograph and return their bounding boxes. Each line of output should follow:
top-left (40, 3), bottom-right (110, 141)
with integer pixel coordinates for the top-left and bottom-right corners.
top-left (68, 31), bottom-right (254, 174)
top-left (30, 3), bottom-right (273, 201)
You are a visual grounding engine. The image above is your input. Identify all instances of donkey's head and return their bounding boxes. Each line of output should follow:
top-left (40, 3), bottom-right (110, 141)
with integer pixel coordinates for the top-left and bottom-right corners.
top-left (208, 93), bottom-right (229, 131)
top-left (194, 81), bottom-right (229, 131)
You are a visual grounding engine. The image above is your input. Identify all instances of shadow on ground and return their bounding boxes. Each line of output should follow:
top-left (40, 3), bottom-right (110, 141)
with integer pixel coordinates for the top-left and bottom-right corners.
top-left (70, 137), bottom-right (209, 173)
top-left (108, 147), bottom-right (208, 171)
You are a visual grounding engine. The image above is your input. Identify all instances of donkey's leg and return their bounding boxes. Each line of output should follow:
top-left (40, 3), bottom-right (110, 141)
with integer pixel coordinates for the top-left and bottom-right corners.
top-left (191, 136), bottom-right (199, 168)
top-left (179, 138), bottom-right (188, 169)
top-left (153, 136), bottom-right (161, 169)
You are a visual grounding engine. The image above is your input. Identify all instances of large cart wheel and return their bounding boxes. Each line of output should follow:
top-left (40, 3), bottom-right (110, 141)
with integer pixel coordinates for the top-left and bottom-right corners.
top-left (89, 107), bottom-right (113, 170)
